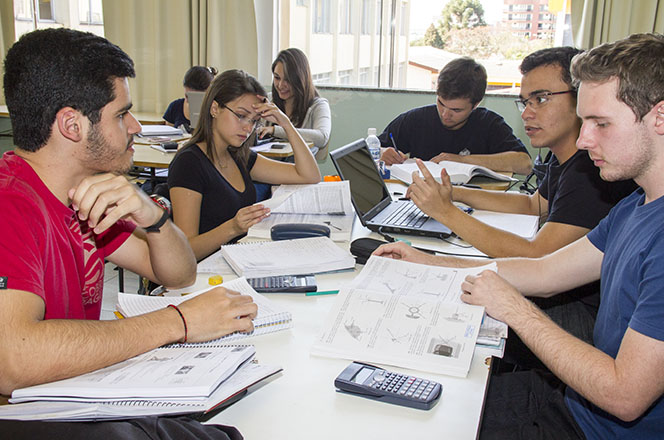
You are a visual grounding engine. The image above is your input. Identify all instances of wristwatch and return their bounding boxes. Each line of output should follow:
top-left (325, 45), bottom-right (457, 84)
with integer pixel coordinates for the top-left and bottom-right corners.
top-left (145, 195), bottom-right (171, 233)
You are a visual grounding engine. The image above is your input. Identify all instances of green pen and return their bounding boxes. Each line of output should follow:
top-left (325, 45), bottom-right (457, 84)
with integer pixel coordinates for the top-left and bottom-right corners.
top-left (305, 290), bottom-right (340, 297)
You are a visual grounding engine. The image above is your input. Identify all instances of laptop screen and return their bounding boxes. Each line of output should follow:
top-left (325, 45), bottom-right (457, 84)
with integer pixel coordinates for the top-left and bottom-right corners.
top-left (186, 91), bottom-right (206, 130)
top-left (331, 139), bottom-right (392, 217)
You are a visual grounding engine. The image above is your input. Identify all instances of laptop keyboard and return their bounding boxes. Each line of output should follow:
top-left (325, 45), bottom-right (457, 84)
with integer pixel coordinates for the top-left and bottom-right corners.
top-left (384, 202), bottom-right (429, 228)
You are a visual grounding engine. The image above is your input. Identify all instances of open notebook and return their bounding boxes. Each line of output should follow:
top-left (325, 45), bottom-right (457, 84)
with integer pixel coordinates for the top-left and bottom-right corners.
top-left (116, 278), bottom-right (292, 342)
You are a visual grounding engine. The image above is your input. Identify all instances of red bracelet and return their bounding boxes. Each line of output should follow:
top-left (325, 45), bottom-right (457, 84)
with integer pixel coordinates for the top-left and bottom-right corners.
top-left (167, 304), bottom-right (188, 343)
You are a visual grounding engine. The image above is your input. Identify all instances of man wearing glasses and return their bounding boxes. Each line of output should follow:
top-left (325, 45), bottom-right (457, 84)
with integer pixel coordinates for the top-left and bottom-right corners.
top-left (403, 47), bottom-right (636, 369)
top-left (378, 57), bottom-right (533, 175)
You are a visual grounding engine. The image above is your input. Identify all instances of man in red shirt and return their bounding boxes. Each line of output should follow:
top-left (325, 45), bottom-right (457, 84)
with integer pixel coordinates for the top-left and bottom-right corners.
top-left (0, 29), bottom-right (257, 397)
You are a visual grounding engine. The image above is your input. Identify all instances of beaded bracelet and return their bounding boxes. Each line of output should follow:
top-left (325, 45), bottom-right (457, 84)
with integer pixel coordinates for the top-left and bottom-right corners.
top-left (167, 304), bottom-right (188, 343)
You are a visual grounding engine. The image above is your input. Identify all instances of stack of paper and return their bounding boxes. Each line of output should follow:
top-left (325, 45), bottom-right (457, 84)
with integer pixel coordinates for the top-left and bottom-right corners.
top-left (3, 345), bottom-right (281, 421)
top-left (311, 256), bottom-right (503, 378)
top-left (139, 125), bottom-right (183, 137)
top-left (220, 236), bottom-right (355, 278)
top-left (116, 278), bottom-right (293, 342)
top-left (249, 181), bottom-right (355, 242)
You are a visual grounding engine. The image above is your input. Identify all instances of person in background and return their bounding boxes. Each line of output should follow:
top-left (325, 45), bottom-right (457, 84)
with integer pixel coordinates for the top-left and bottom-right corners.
top-left (379, 57), bottom-right (532, 175)
top-left (168, 69), bottom-right (321, 261)
top-left (163, 65), bottom-right (217, 133)
top-left (257, 48), bottom-right (331, 159)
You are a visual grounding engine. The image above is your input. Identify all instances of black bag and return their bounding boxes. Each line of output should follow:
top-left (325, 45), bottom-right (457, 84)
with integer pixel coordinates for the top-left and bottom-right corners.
top-left (350, 237), bottom-right (389, 265)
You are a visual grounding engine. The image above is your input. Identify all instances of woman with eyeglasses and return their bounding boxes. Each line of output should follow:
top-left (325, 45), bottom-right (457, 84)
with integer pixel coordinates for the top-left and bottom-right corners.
top-left (168, 69), bottom-right (321, 260)
top-left (257, 48), bottom-right (331, 159)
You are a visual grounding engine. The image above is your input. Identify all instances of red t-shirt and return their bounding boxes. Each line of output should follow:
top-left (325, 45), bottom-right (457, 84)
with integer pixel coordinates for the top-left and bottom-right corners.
top-left (0, 152), bottom-right (135, 319)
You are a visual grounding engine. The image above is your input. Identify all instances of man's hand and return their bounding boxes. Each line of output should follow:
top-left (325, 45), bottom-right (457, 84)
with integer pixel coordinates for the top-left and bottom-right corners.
top-left (176, 287), bottom-right (259, 343)
top-left (381, 147), bottom-right (408, 165)
top-left (460, 270), bottom-right (528, 322)
top-left (69, 174), bottom-right (163, 234)
top-left (373, 241), bottom-right (435, 264)
top-left (430, 152), bottom-right (467, 164)
top-left (232, 204), bottom-right (270, 235)
top-left (408, 159), bottom-right (455, 219)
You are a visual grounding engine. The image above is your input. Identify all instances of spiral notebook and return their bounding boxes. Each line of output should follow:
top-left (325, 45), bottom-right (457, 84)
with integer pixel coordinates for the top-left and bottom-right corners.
top-left (116, 278), bottom-right (293, 342)
top-left (4, 344), bottom-right (282, 421)
top-left (220, 236), bottom-right (356, 278)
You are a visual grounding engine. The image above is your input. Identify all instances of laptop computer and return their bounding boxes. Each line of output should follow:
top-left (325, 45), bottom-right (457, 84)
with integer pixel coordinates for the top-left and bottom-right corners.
top-left (330, 139), bottom-right (452, 239)
top-left (185, 90), bottom-right (206, 131)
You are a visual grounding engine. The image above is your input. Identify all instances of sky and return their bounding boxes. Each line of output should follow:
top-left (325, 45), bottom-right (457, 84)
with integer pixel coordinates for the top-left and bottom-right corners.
top-left (409, 0), bottom-right (504, 37)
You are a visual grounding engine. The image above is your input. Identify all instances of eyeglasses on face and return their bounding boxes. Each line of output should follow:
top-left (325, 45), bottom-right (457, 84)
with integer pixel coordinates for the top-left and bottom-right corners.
top-left (515, 90), bottom-right (575, 113)
top-left (222, 104), bottom-right (262, 129)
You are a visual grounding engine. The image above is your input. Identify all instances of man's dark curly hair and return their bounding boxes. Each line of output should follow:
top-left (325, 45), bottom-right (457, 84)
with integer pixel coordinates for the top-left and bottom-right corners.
top-left (3, 28), bottom-right (135, 152)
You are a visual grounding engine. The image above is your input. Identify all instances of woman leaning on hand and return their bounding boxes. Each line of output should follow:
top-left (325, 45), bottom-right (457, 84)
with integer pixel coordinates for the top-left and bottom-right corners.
top-left (167, 69), bottom-right (321, 261)
top-left (257, 48), bottom-right (331, 159)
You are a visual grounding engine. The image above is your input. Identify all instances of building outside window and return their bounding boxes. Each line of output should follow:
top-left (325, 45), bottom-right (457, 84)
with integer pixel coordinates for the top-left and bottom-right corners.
top-left (313, 0), bottom-right (331, 33)
top-left (13, 0), bottom-right (104, 39)
top-left (339, 0), bottom-right (352, 34)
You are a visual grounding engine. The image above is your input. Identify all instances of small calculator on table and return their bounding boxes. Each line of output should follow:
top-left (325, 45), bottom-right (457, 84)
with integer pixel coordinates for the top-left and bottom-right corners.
top-left (247, 275), bottom-right (317, 293)
top-left (334, 361), bottom-right (442, 410)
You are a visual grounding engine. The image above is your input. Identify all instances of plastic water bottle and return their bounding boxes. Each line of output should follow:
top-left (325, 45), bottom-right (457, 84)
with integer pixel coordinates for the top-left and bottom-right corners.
top-left (366, 128), bottom-right (381, 164)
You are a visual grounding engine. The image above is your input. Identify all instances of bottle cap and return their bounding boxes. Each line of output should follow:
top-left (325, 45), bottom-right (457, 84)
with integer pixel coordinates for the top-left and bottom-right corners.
top-left (323, 175), bottom-right (342, 182)
top-left (367, 128), bottom-right (376, 136)
top-left (208, 275), bottom-right (223, 285)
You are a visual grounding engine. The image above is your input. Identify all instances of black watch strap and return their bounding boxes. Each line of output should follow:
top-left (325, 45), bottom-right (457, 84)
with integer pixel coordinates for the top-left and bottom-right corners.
top-left (145, 207), bottom-right (170, 233)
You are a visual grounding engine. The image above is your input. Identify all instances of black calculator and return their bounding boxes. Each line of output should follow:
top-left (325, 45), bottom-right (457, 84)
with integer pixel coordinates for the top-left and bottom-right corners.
top-left (246, 275), bottom-right (317, 293)
top-left (334, 361), bottom-right (442, 410)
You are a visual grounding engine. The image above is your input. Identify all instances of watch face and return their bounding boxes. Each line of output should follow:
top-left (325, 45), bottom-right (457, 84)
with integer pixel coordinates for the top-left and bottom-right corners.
top-left (150, 195), bottom-right (172, 215)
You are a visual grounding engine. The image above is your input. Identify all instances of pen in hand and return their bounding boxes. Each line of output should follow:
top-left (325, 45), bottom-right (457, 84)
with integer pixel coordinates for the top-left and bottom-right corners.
top-left (389, 133), bottom-right (407, 164)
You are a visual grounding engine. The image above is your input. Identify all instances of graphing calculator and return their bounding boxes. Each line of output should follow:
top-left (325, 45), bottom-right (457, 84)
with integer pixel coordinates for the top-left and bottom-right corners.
top-left (334, 362), bottom-right (442, 410)
top-left (246, 275), bottom-right (317, 293)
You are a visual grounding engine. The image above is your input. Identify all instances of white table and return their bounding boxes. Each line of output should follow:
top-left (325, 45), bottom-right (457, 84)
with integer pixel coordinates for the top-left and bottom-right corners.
top-left (202, 215), bottom-right (504, 439)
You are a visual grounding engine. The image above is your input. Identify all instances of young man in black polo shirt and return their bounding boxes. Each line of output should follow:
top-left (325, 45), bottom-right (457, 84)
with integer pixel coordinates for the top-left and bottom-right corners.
top-left (378, 57), bottom-right (533, 175)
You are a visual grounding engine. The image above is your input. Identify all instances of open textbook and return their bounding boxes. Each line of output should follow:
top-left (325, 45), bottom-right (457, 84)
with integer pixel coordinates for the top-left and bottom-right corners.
top-left (250, 181), bottom-right (355, 241)
top-left (3, 345), bottom-right (281, 421)
top-left (220, 236), bottom-right (355, 278)
top-left (390, 159), bottom-right (517, 186)
top-left (311, 256), bottom-right (505, 377)
top-left (116, 278), bottom-right (292, 342)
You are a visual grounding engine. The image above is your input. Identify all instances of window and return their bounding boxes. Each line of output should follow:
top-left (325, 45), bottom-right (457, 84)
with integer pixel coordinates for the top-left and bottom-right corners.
top-left (14, 0), bottom-right (104, 40)
top-left (375, 0), bottom-right (381, 35)
top-left (312, 72), bottom-right (332, 84)
top-left (359, 67), bottom-right (370, 85)
top-left (313, 0), bottom-right (331, 34)
top-left (297, 0), bottom-right (307, 5)
top-left (400, 2), bottom-right (407, 36)
top-left (14, 0), bottom-right (53, 21)
top-left (276, 0), bottom-right (568, 92)
top-left (79, 0), bottom-right (103, 25)
top-left (361, 0), bottom-right (370, 34)
top-left (340, 0), bottom-right (352, 34)
top-left (338, 69), bottom-right (353, 84)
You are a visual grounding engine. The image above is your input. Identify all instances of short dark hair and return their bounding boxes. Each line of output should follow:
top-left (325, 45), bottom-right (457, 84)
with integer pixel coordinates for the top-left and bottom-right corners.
top-left (183, 66), bottom-right (218, 91)
top-left (271, 48), bottom-right (318, 128)
top-left (3, 28), bottom-right (135, 152)
top-left (182, 69), bottom-right (266, 168)
top-left (571, 33), bottom-right (664, 121)
top-left (520, 47), bottom-right (584, 90)
top-left (436, 57), bottom-right (487, 105)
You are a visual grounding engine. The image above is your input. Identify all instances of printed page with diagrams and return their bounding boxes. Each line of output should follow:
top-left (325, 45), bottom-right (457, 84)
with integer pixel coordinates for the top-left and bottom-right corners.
top-left (312, 256), bottom-right (499, 377)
